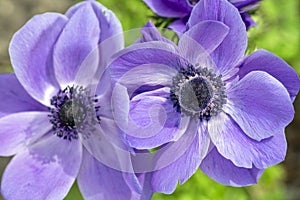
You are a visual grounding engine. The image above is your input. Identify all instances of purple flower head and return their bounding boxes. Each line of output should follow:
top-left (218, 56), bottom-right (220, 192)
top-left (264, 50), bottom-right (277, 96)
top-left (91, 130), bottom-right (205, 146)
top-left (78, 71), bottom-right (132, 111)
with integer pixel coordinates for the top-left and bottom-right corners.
top-left (0, 0), bottom-right (152, 199)
top-left (110, 0), bottom-right (300, 194)
top-left (143, 0), bottom-right (261, 32)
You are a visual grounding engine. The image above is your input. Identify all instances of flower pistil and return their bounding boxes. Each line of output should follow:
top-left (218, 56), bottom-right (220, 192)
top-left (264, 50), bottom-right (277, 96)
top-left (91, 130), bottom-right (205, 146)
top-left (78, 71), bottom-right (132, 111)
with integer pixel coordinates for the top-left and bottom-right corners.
top-left (170, 65), bottom-right (227, 120)
top-left (48, 85), bottom-right (101, 141)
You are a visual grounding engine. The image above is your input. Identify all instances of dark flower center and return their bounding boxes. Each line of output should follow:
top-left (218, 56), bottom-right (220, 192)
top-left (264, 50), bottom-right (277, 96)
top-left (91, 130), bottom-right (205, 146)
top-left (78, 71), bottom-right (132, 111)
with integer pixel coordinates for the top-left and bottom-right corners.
top-left (179, 77), bottom-right (213, 113)
top-left (170, 65), bottom-right (226, 120)
top-left (188, 0), bottom-right (200, 6)
top-left (58, 100), bottom-right (82, 127)
top-left (48, 86), bottom-right (100, 141)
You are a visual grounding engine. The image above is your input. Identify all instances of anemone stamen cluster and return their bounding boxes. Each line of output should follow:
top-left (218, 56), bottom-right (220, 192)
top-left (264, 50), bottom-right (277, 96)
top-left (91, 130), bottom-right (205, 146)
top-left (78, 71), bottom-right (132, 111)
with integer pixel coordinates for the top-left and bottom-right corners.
top-left (48, 85), bottom-right (101, 141)
top-left (170, 65), bottom-right (227, 120)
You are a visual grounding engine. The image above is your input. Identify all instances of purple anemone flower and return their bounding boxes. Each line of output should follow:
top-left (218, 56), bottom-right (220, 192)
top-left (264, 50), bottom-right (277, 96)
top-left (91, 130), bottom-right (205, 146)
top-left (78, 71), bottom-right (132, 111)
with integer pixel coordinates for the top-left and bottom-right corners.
top-left (109, 0), bottom-right (300, 194)
top-left (0, 1), bottom-right (151, 199)
top-left (143, 0), bottom-right (261, 32)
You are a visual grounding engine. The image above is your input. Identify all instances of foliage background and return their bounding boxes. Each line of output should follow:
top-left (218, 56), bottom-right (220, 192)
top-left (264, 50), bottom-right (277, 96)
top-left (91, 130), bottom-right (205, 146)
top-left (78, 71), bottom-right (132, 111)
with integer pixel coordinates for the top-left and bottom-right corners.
top-left (0, 0), bottom-right (299, 199)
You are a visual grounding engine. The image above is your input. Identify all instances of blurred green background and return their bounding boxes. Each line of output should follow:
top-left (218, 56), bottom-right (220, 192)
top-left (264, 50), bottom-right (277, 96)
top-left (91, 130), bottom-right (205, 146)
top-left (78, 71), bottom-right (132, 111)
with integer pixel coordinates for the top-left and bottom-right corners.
top-left (0, 0), bottom-right (299, 199)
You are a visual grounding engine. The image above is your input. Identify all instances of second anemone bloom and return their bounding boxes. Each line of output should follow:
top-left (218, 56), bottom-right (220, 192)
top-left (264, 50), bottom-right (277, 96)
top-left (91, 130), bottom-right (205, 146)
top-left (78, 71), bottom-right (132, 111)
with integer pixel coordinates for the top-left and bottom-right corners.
top-left (143, 0), bottom-right (261, 32)
top-left (0, 1), bottom-right (151, 199)
top-left (110, 0), bottom-right (300, 194)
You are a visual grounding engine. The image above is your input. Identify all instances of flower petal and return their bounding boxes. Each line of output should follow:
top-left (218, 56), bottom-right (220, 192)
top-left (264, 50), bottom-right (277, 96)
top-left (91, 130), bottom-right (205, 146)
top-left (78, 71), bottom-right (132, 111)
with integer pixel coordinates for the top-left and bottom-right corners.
top-left (77, 148), bottom-right (133, 200)
top-left (0, 74), bottom-right (46, 118)
top-left (73, 46), bottom-right (100, 89)
top-left (200, 147), bottom-right (264, 186)
top-left (180, 20), bottom-right (229, 59)
top-left (90, 1), bottom-right (123, 43)
top-left (0, 112), bottom-right (52, 156)
top-left (231, 0), bottom-right (261, 9)
top-left (109, 41), bottom-right (185, 92)
top-left (112, 83), bottom-right (131, 133)
top-left (9, 13), bottom-right (67, 106)
top-left (81, 119), bottom-right (134, 173)
top-left (225, 71), bottom-right (294, 141)
top-left (240, 12), bottom-right (256, 30)
top-left (151, 120), bottom-right (210, 194)
top-left (208, 112), bottom-right (287, 168)
top-left (126, 87), bottom-right (186, 149)
top-left (169, 18), bottom-right (188, 33)
top-left (53, 3), bottom-right (100, 87)
top-left (66, 0), bottom-right (123, 41)
top-left (137, 21), bottom-right (176, 46)
top-left (95, 69), bottom-right (114, 119)
top-left (143, 0), bottom-right (192, 18)
top-left (238, 49), bottom-right (300, 101)
top-left (131, 172), bottom-right (153, 199)
top-left (1, 135), bottom-right (82, 200)
top-left (188, 0), bottom-right (247, 73)
top-left (178, 20), bottom-right (229, 66)
top-left (112, 63), bottom-right (177, 95)
top-left (66, 0), bottom-right (124, 70)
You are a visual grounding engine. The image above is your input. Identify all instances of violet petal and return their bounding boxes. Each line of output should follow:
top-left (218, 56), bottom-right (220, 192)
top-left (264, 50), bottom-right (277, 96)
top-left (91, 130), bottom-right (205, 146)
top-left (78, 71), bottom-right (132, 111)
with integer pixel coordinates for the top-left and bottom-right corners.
top-left (238, 49), bottom-right (300, 101)
top-left (1, 135), bottom-right (82, 199)
top-left (0, 112), bottom-right (51, 156)
top-left (208, 112), bottom-right (287, 168)
top-left (200, 147), bottom-right (264, 186)
top-left (53, 3), bottom-right (100, 87)
top-left (188, 0), bottom-right (247, 74)
top-left (225, 71), bottom-right (294, 141)
top-left (9, 13), bottom-right (67, 106)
